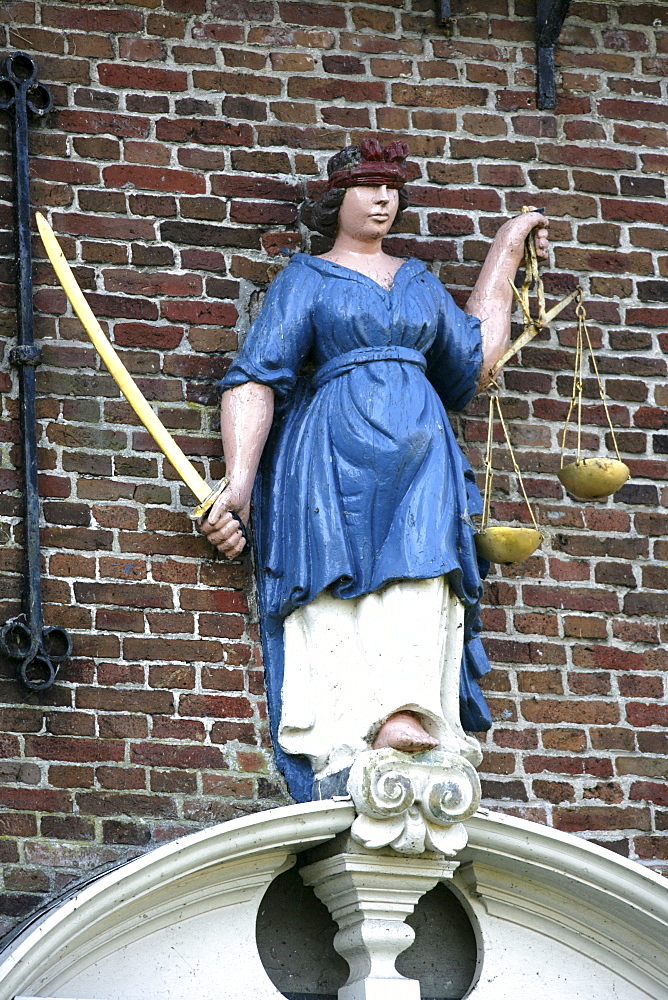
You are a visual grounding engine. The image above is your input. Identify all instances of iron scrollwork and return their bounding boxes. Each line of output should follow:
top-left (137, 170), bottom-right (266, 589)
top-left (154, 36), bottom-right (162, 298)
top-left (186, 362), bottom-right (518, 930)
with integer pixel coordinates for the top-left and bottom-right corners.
top-left (0, 52), bottom-right (72, 691)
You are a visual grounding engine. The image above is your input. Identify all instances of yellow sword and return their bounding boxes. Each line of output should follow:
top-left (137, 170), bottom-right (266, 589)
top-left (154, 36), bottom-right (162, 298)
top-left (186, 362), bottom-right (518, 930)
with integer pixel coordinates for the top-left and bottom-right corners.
top-left (36, 212), bottom-right (227, 519)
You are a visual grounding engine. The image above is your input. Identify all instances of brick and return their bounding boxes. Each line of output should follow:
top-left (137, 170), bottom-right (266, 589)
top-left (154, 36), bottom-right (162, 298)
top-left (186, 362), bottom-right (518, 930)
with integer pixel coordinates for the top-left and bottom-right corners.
top-left (40, 816), bottom-right (95, 841)
top-left (74, 581), bottom-right (172, 610)
top-left (532, 780), bottom-right (575, 804)
top-left (160, 220), bottom-right (260, 250)
top-left (46, 711), bottom-right (95, 737)
top-left (630, 782), bottom-right (668, 807)
top-left (278, 2), bottom-right (347, 27)
top-left (76, 688), bottom-right (174, 715)
top-left (0, 813), bottom-right (38, 838)
top-left (58, 110), bottom-right (149, 139)
top-left (102, 820), bottom-right (151, 846)
top-left (98, 64), bottom-right (186, 93)
top-left (0, 788), bottom-right (71, 813)
top-left (44, 7), bottom-right (141, 31)
top-left (98, 716), bottom-right (148, 740)
top-left (155, 118), bottom-right (252, 146)
top-left (76, 792), bottom-right (177, 820)
top-left (131, 744), bottom-right (227, 769)
top-left (481, 779), bottom-right (527, 802)
top-left (523, 585), bottom-right (619, 614)
top-left (96, 767), bottom-right (146, 792)
top-left (289, 76), bottom-right (386, 104)
top-left (617, 757), bottom-right (668, 781)
top-left (626, 703), bottom-right (668, 728)
top-left (554, 806), bottom-right (651, 833)
top-left (493, 728), bottom-right (538, 749)
top-left (52, 212), bottom-right (156, 242)
top-left (179, 694), bottom-right (253, 718)
top-left (635, 837), bottom-right (668, 861)
top-left (0, 708), bottom-right (44, 733)
top-left (25, 736), bottom-right (124, 763)
top-left (3, 868), bottom-right (50, 893)
top-left (0, 893), bottom-right (47, 918)
top-left (123, 637), bottom-right (223, 663)
top-left (194, 70), bottom-right (281, 97)
top-left (103, 165), bottom-right (205, 195)
top-left (521, 699), bottom-right (619, 725)
top-left (393, 85), bottom-right (487, 109)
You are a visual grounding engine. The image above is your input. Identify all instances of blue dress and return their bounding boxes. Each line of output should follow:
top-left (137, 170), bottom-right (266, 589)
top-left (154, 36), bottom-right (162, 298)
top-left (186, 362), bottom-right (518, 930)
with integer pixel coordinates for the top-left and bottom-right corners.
top-left (221, 253), bottom-right (492, 801)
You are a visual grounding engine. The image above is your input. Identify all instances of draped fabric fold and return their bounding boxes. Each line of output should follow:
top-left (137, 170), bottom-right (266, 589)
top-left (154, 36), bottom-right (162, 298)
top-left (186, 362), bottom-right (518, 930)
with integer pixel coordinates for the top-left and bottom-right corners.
top-left (220, 254), bottom-right (492, 802)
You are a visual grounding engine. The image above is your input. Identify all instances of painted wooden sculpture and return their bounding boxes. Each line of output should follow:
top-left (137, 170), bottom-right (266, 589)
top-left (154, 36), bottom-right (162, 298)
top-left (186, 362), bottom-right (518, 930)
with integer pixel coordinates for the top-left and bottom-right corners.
top-left (199, 141), bottom-right (549, 801)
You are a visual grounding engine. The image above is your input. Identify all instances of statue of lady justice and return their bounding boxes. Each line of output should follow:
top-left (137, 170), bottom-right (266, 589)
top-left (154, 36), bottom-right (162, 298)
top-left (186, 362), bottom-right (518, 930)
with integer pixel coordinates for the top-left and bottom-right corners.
top-left (199, 140), bottom-right (549, 801)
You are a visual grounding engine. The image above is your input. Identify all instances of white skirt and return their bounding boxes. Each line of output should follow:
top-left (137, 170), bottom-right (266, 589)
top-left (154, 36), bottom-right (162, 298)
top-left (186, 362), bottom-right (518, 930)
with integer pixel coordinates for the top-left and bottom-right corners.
top-left (278, 576), bottom-right (476, 776)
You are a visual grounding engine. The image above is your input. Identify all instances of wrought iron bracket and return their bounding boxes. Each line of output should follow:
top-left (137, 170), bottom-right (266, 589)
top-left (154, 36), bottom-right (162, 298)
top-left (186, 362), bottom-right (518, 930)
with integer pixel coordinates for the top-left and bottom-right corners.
top-left (10, 344), bottom-right (42, 366)
top-left (0, 52), bottom-right (72, 692)
top-left (536, 0), bottom-right (571, 110)
top-left (432, 1), bottom-right (571, 109)
top-left (435, 0), bottom-right (452, 26)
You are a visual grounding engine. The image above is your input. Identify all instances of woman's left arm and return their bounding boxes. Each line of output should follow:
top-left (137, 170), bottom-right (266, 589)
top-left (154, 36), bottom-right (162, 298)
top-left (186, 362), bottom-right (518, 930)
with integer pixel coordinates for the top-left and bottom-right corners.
top-left (465, 209), bottom-right (549, 389)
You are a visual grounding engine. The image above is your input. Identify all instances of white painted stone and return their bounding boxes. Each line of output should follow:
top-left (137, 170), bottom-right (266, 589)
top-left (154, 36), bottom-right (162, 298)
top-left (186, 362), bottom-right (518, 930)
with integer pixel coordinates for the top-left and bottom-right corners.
top-left (347, 747), bottom-right (480, 855)
top-left (0, 801), bottom-right (355, 1000)
top-left (1, 803), bottom-right (668, 1000)
top-left (300, 849), bottom-right (458, 1000)
top-left (279, 577), bottom-right (482, 777)
top-left (457, 809), bottom-right (668, 999)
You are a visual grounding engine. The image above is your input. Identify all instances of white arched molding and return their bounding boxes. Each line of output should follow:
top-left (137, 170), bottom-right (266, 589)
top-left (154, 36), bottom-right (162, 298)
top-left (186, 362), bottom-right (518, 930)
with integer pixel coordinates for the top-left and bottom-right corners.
top-left (0, 801), bottom-right (355, 1000)
top-left (455, 809), bottom-right (668, 998)
top-left (1, 802), bottom-right (667, 1000)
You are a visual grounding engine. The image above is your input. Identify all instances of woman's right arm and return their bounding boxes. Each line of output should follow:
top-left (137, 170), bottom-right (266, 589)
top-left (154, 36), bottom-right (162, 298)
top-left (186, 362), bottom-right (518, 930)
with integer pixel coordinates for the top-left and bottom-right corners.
top-left (198, 382), bottom-right (274, 559)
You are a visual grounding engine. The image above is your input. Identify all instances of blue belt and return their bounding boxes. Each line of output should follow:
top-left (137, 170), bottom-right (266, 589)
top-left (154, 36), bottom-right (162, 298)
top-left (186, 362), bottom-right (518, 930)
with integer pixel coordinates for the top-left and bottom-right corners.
top-left (313, 346), bottom-right (427, 389)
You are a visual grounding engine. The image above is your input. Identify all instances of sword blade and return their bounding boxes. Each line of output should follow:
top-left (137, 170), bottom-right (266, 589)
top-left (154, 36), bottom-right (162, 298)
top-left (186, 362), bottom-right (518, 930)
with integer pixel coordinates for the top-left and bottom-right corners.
top-left (36, 212), bottom-right (215, 507)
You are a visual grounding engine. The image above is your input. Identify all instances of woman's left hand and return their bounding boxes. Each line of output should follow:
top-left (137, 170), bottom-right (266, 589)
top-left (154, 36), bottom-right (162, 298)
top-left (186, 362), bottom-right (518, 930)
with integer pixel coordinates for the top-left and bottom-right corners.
top-left (496, 207), bottom-right (550, 266)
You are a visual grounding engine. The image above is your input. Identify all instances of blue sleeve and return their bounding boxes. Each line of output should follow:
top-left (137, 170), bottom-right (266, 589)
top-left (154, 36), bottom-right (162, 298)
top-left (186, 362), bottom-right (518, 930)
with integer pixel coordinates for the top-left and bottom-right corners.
top-left (425, 282), bottom-right (482, 412)
top-left (219, 262), bottom-right (315, 405)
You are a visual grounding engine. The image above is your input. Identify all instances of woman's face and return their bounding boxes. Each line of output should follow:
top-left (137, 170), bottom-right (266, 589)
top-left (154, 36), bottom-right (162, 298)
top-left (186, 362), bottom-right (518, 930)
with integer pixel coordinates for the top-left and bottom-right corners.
top-left (337, 184), bottom-right (399, 242)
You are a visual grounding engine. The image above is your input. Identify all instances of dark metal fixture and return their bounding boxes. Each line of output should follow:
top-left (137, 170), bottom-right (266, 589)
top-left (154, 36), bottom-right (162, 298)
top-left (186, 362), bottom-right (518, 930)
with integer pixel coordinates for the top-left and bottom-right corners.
top-left (536, 0), bottom-right (571, 109)
top-left (434, 1), bottom-right (571, 110)
top-left (435, 0), bottom-right (452, 25)
top-left (0, 51), bottom-right (72, 691)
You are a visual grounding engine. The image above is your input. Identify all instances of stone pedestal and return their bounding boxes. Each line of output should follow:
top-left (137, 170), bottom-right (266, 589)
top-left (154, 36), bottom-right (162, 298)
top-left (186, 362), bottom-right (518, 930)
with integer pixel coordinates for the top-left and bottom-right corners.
top-left (301, 839), bottom-right (458, 1000)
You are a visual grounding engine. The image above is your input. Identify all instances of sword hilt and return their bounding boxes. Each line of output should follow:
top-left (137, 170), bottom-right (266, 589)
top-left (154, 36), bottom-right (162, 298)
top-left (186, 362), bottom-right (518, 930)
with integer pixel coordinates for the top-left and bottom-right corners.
top-left (191, 478), bottom-right (249, 542)
top-left (191, 477), bottom-right (230, 519)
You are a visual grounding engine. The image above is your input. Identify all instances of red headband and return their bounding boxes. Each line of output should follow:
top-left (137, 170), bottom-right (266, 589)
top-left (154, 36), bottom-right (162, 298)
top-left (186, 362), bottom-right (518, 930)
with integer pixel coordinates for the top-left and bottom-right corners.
top-left (327, 138), bottom-right (410, 191)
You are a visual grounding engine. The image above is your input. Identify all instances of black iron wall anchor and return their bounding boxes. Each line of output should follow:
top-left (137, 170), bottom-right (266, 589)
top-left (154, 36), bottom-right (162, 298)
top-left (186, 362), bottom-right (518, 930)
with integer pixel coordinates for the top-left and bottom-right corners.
top-left (435, 0), bottom-right (452, 26)
top-left (536, 0), bottom-right (571, 110)
top-left (0, 52), bottom-right (72, 691)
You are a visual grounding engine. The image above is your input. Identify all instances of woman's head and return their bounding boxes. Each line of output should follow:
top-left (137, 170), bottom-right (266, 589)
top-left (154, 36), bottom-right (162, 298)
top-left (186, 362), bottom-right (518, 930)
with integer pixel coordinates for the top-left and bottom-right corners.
top-left (301, 140), bottom-right (411, 239)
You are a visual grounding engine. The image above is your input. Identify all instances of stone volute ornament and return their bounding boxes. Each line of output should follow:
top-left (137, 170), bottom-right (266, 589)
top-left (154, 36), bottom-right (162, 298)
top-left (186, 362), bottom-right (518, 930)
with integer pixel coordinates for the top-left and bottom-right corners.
top-left (347, 747), bottom-right (481, 855)
top-left (199, 138), bottom-right (549, 838)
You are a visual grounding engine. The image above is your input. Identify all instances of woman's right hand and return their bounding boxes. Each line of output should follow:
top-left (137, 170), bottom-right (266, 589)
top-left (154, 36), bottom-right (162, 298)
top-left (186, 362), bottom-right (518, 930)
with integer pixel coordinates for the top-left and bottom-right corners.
top-left (197, 483), bottom-right (250, 560)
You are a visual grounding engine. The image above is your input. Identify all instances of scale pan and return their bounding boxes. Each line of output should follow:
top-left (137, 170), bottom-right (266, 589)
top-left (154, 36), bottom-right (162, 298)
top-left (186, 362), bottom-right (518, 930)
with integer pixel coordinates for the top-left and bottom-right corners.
top-left (475, 526), bottom-right (543, 565)
top-left (558, 458), bottom-right (630, 501)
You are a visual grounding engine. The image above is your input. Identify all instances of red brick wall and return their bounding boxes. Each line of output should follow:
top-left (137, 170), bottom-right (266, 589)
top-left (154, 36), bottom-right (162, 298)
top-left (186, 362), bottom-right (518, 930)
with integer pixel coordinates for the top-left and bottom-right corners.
top-left (0, 0), bottom-right (667, 937)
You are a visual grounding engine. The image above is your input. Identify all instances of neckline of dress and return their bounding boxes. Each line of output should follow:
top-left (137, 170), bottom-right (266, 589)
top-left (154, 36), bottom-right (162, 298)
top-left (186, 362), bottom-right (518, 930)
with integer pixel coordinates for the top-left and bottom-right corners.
top-left (295, 253), bottom-right (420, 293)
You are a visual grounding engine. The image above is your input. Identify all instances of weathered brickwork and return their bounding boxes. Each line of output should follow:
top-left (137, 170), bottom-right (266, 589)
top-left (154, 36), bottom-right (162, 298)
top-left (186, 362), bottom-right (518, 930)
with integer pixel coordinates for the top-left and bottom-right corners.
top-left (0, 0), bottom-right (666, 936)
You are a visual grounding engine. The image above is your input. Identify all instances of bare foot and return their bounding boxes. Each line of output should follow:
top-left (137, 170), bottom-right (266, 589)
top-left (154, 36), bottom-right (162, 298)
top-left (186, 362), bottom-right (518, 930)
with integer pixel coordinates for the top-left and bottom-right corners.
top-left (372, 712), bottom-right (439, 752)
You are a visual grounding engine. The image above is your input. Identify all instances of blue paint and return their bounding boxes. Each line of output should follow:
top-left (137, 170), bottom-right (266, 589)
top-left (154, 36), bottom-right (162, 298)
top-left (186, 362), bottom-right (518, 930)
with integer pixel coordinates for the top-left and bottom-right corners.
top-left (221, 254), bottom-right (492, 801)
